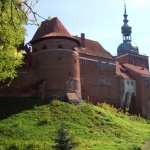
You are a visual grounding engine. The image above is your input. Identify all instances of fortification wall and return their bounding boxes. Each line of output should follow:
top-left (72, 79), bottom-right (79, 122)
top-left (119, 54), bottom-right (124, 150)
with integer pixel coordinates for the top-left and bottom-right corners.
top-left (32, 38), bottom-right (81, 99)
top-left (80, 56), bottom-right (120, 106)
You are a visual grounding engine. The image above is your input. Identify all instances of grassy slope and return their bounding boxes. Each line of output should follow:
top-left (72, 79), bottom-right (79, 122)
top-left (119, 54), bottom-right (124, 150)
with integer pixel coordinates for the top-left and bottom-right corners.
top-left (0, 100), bottom-right (150, 150)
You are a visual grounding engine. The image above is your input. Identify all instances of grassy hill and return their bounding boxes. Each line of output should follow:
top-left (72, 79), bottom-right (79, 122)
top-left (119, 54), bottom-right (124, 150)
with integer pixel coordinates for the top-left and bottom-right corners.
top-left (0, 100), bottom-right (150, 150)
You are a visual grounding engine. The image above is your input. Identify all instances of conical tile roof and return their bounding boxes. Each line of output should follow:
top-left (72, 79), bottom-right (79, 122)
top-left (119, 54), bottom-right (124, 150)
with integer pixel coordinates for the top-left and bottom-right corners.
top-left (31, 17), bottom-right (72, 42)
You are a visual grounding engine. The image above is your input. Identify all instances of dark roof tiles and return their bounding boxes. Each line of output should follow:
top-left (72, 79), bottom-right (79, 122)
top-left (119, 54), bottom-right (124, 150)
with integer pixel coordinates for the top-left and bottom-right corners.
top-left (31, 17), bottom-right (113, 60)
top-left (32, 17), bottom-right (71, 42)
top-left (116, 62), bottom-right (131, 79)
top-left (123, 63), bottom-right (150, 77)
top-left (76, 37), bottom-right (113, 59)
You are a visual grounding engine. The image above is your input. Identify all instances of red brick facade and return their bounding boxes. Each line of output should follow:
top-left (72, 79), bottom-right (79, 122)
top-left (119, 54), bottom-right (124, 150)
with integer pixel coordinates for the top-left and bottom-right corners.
top-left (1, 17), bottom-right (150, 117)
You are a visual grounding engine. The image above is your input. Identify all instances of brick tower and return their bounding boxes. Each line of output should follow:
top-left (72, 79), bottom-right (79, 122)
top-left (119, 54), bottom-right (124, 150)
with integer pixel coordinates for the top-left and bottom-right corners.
top-left (31, 17), bottom-right (81, 102)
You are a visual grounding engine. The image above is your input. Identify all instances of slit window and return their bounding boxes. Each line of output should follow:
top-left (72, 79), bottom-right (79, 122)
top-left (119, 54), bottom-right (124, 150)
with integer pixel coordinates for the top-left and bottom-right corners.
top-left (58, 44), bottom-right (63, 48)
top-left (42, 45), bottom-right (47, 49)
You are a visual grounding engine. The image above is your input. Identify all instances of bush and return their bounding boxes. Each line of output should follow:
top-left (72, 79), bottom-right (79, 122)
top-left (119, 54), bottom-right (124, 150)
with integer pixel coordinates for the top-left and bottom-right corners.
top-left (23, 144), bottom-right (39, 150)
top-left (53, 124), bottom-right (77, 150)
top-left (5, 144), bottom-right (19, 150)
top-left (37, 119), bottom-right (48, 126)
top-left (131, 145), bottom-right (141, 150)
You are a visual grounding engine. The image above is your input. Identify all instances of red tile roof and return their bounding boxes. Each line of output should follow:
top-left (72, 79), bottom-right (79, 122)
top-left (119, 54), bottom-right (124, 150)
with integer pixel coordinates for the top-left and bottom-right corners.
top-left (31, 17), bottom-right (73, 42)
top-left (116, 62), bottom-right (131, 79)
top-left (76, 37), bottom-right (113, 59)
top-left (31, 17), bottom-right (112, 59)
top-left (123, 63), bottom-right (150, 77)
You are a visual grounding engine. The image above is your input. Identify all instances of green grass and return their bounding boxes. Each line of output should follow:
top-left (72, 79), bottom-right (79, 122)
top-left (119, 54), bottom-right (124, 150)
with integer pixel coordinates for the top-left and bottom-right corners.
top-left (0, 100), bottom-right (150, 150)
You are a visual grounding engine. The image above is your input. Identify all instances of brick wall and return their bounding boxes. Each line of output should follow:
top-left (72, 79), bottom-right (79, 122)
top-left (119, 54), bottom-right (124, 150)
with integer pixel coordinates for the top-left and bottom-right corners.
top-left (116, 54), bottom-right (149, 69)
top-left (32, 38), bottom-right (81, 99)
top-left (80, 56), bottom-right (120, 106)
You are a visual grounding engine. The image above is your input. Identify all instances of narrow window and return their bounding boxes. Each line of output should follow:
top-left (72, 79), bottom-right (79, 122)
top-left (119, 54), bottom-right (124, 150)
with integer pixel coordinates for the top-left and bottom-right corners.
top-left (42, 45), bottom-right (47, 49)
top-left (58, 44), bottom-right (63, 48)
top-left (58, 57), bottom-right (62, 61)
top-left (34, 48), bottom-right (37, 52)
top-left (68, 72), bottom-right (72, 76)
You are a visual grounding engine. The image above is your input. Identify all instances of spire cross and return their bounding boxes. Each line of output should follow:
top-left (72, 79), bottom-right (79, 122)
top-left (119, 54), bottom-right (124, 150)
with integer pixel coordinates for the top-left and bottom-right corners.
top-left (123, 0), bottom-right (126, 6)
top-left (117, 0), bottom-right (139, 56)
top-left (121, 0), bottom-right (132, 42)
top-left (123, 0), bottom-right (128, 24)
top-left (124, 0), bottom-right (127, 15)
top-left (123, 0), bottom-right (127, 15)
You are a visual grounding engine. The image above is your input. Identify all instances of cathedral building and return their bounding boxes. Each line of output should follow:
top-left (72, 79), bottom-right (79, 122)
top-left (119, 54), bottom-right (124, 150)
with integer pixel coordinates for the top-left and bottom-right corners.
top-left (1, 6), bottom-right (150, 118)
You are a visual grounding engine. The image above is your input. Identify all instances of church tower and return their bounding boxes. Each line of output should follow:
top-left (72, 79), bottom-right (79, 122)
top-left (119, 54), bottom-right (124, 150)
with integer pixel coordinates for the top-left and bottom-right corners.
top-left (117, 3), bottom-right (139, 56)
top-left (116, 2), bottom-right (149, 69)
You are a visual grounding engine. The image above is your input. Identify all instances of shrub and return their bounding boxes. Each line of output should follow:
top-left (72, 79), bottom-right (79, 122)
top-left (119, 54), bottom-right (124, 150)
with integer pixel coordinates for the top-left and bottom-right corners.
top-left (53, 124), bottom-right (77, 150)
top-left (131, 145), bottom-right (141, 150)
top-left (23, 144), bottom-right (40, 150)
top-left (37, 119), bottom-right (48, 126)
top-left (5, 144), bottom-right (19, 150)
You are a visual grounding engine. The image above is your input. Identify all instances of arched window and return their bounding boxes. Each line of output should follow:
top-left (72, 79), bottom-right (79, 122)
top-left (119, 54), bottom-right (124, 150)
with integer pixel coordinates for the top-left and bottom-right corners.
top-left (129, 93), bottom-right (136, 114)
top-left (124, 92), bottom-right (130, 108)
top-left (131, 81), bottom-right (134, 86)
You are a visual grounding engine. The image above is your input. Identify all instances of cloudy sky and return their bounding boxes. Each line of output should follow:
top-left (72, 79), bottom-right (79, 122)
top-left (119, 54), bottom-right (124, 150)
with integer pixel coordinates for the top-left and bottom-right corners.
top-left (25, 0), bottom-right (150, 57)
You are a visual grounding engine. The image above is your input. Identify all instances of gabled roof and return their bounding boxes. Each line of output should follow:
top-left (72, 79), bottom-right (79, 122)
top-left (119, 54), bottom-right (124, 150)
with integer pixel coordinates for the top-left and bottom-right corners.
top-left (116, 62), bottom-right (131, 79)
top-left (31, 17), bottom-right (73, 42)
top-left (76, 37), bottom-right (113, 59)
top-left (123, 63), bottom-right (150, 77)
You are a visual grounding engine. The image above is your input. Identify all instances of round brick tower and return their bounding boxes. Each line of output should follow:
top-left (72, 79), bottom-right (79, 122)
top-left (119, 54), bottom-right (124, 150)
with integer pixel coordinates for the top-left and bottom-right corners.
top-left (30, 17), bottom-right (81, 102)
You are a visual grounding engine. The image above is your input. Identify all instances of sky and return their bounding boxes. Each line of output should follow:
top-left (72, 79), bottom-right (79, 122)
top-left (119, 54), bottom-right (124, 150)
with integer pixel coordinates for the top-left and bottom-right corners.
top-left (25, 0), bottom-right (150, 57)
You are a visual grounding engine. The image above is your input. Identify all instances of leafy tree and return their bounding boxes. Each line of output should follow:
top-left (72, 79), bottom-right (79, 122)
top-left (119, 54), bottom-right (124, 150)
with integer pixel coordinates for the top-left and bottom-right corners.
top-left (0, 0), bottom-right (26, 81)
top-left (0, 0), bottom-right (46, 82)
top-left (53, 124), bottom-right (77, 150)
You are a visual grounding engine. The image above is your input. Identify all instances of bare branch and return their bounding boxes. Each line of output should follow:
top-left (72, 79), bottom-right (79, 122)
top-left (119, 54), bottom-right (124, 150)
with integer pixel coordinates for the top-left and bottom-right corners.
top-left (22, 0), bottom-right (47, 26)
top-left (0, 0), bottom-right (47, 27)
top-left (23, 1), bottom-right (39, 26)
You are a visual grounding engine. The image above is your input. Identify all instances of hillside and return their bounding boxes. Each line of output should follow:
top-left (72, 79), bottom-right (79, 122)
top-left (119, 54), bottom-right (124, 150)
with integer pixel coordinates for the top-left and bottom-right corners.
top-left (0, 100), bottom-right (150, 150)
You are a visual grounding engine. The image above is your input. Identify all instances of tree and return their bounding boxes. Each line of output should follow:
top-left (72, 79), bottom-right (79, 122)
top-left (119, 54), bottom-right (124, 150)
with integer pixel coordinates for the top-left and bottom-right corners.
top-left (0, 0), bottom-right (42, 82)
top-left (0, 0), bottom-right (26, 81)
top-left (53, 124), bottom-right (77, 150)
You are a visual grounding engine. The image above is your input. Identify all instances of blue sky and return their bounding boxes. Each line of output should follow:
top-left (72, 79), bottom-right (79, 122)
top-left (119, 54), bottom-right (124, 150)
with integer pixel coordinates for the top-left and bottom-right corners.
top-left (25, 0), bottom-right (150, 57)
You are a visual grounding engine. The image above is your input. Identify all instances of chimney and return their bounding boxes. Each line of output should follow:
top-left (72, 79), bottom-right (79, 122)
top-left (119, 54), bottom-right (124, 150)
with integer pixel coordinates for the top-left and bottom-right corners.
top-left (81, 33), bottom-right (85, 47)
